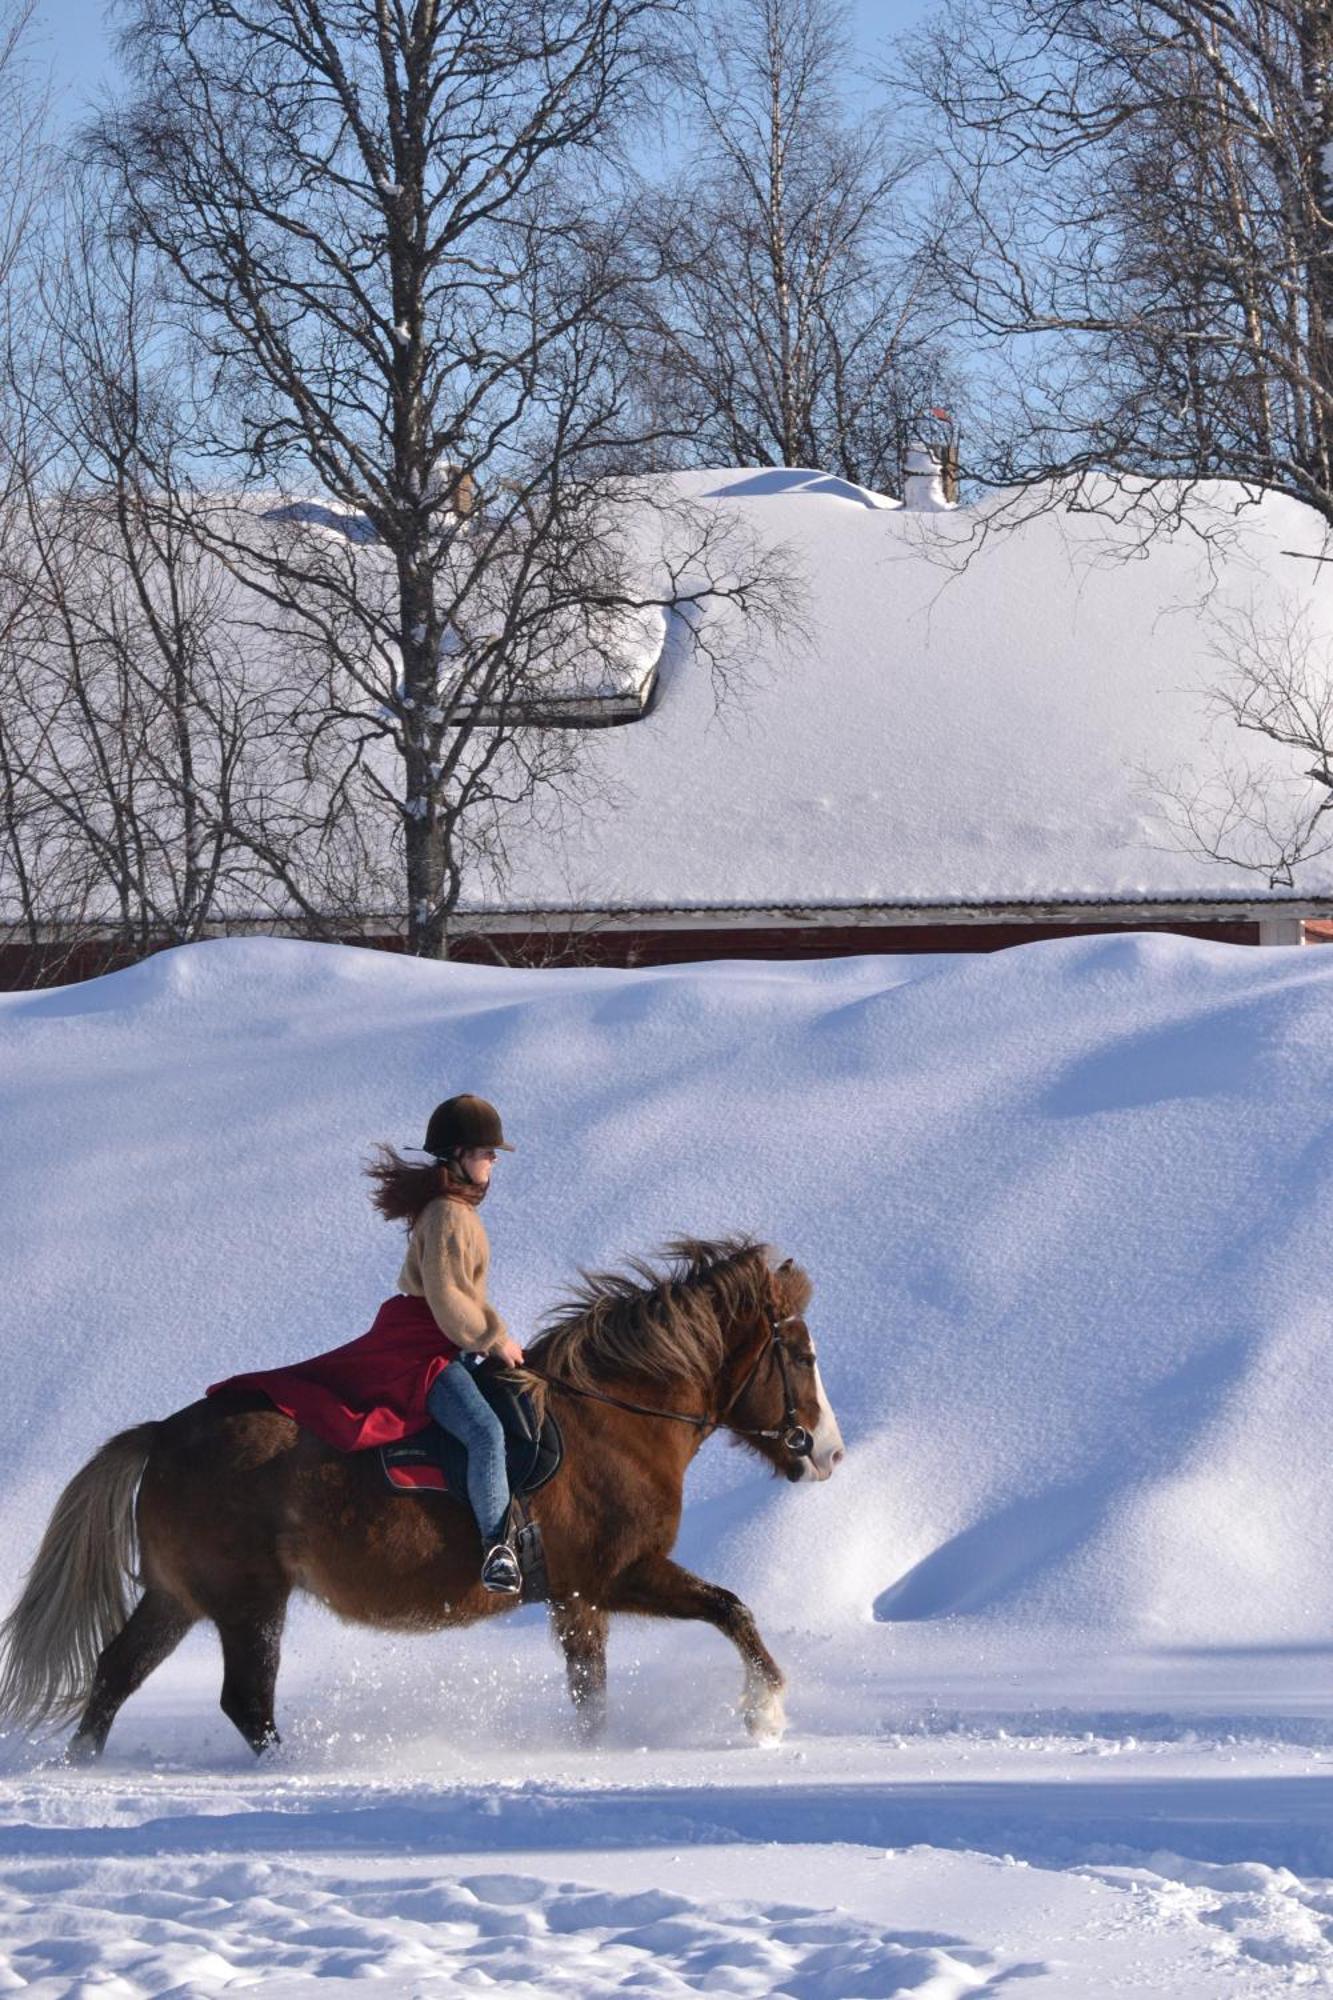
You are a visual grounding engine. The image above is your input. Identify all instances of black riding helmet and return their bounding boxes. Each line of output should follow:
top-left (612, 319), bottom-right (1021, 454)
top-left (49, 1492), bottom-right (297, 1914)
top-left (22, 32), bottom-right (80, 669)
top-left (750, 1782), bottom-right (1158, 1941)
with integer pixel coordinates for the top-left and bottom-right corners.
top-left (422, 1093), bottom-right (515, 1159)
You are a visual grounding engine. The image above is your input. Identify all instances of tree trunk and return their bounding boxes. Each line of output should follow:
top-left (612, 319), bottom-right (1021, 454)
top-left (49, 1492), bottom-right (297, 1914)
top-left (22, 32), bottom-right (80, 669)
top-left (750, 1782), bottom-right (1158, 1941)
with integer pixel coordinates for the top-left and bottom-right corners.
top-left (398, 565), bottom-right (448, 959)
top-left (1300, 0), bottom-right (1333, 490)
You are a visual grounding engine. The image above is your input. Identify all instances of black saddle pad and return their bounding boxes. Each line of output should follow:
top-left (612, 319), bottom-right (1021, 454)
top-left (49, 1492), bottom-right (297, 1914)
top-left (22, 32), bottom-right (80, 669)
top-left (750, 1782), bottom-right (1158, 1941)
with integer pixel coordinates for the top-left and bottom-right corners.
top-left (379, 1360), bottom-right (563, 1497)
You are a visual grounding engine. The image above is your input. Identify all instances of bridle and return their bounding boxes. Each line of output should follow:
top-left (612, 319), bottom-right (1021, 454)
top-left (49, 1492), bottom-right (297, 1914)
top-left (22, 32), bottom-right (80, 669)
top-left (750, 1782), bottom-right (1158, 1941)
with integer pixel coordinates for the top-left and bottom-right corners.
top-left (522, 1307), bottom-right (816, 1462)
top-left (714, 1309), bottom-right (815, 1458)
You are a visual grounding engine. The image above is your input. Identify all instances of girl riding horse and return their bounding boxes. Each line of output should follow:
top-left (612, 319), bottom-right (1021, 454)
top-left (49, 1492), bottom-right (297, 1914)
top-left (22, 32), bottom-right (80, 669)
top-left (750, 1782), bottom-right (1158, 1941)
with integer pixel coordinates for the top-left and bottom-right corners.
top-left (1, 1235), bottom-right (843, 1761)
top-left (207, 1093), bottom-right (526, 1594)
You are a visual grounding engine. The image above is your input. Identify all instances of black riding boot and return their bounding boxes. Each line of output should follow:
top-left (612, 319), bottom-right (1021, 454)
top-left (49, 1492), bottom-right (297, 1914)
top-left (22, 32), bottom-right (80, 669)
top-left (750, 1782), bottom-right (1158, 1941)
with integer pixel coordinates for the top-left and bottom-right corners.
top-left (480, 1501), bottom-right (521, 1595)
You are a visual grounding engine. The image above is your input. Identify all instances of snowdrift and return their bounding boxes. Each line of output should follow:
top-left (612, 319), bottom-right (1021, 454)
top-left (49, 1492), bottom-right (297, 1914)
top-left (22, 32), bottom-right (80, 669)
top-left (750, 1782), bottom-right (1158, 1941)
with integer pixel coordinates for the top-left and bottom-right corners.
top-left (3, 933), bottom-right (1333, 1657)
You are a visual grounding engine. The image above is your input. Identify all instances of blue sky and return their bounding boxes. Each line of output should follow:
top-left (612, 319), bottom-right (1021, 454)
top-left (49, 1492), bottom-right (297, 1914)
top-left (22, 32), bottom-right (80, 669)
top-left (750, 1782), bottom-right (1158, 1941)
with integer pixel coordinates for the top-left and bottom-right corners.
top-left (35, 0), bottom-right (933, 126)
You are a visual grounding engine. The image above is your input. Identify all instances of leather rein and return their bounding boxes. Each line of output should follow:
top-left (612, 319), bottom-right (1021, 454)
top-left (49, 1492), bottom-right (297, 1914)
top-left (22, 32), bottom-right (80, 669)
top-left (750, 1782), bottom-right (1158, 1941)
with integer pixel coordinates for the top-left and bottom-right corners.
top-left (521, 1309), bottom-right (816, 1462)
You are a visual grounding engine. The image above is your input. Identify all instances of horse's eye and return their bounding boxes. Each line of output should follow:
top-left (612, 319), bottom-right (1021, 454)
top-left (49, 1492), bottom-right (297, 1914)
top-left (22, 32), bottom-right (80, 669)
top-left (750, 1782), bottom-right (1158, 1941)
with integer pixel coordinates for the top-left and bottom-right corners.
top-left (795, 1351), bottom-right (816, 1370)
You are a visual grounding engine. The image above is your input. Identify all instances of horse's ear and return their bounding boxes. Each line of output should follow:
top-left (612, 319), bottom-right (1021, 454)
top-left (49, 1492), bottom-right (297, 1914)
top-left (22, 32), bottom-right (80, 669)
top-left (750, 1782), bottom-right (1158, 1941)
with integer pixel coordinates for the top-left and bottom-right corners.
top-left (772, 1256), bottom-right (812, 1315)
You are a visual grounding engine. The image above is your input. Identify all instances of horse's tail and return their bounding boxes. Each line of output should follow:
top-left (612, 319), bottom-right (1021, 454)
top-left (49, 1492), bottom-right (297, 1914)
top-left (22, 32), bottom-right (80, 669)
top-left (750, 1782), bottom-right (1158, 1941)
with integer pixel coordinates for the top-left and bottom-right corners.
top-left (0, 1422), bottom-right (160, 1729)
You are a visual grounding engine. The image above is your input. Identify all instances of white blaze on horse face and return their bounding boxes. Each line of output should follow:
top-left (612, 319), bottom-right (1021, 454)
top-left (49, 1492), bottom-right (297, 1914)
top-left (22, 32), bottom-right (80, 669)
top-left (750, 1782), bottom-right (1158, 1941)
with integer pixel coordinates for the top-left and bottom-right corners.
top-left (802, 1357), bottom-right (845, 1482)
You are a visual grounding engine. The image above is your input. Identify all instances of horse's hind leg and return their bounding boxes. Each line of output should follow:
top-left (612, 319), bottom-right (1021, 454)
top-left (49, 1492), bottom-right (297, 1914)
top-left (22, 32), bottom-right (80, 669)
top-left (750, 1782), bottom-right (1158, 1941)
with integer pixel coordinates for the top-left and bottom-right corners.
top-left (550, 1597), bottom-right (608, 1741)
top-left (607, 1554), bottom-right (787, 1741)
top-left (217, 1598), bottom-right (288, 1755)
top-left (66, 1588), bottom-right (196, 1764)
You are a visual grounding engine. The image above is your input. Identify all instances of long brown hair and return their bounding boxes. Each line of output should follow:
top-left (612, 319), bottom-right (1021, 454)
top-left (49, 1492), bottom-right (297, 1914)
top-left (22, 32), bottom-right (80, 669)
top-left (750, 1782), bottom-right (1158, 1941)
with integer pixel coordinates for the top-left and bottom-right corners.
top-left (364, 1145), bottom-right (471, 1225)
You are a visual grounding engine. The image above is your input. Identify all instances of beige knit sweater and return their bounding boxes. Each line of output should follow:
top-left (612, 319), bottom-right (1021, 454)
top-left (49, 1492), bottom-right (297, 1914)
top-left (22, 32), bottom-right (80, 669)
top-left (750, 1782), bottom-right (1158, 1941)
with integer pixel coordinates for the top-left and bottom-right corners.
top-left (397, 1196), bottom-right (509, 1356)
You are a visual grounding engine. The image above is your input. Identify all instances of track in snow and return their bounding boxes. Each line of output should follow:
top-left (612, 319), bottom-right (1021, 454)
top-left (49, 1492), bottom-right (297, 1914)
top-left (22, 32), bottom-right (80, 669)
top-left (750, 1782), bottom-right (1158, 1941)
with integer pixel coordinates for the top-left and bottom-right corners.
top-left (0, 1858), bottom-right (1013, 1998)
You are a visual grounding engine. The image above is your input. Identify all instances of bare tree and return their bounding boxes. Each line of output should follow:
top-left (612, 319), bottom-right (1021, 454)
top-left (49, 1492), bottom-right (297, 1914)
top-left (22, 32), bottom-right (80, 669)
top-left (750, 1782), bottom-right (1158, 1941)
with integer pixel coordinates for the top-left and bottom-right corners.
top-left (1151, 596), bottom-right (1333, 888)
top-left (902, 0), bottom-right (1333, 525)
top-left (0, 0), bottom-right (46, 357)
top-left (88, 0), bottom-right (788, 960)
top-left (0, 206), bottom-right (312, 980)
top-left (0, 0), bottom-right (49, 554)
top-left (0, 0), bottom-right (59, 968)
top-left (633, 0), bottom-right (958, 492)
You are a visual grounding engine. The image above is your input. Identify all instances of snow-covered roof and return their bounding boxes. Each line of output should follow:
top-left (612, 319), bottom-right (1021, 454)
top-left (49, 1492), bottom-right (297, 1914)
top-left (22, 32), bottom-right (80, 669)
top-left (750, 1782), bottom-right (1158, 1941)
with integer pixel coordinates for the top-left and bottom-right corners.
top-left (11, 467), bottom-right (1333, 938)
top-left (475, 468), bottom-right (1333, 918)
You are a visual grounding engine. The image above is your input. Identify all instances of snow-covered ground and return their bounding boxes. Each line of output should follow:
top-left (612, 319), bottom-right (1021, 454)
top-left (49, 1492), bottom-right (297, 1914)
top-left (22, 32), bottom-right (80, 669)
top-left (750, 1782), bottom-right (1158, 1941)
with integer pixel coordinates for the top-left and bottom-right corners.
top-left (5, 933), bottom-right (1333, 1993)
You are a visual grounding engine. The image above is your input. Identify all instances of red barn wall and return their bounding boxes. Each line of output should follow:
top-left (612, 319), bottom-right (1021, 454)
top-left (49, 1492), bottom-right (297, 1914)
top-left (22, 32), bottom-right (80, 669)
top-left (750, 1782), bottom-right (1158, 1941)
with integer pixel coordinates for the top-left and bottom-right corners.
top-left (0, 915), bottom-right (1268, 990)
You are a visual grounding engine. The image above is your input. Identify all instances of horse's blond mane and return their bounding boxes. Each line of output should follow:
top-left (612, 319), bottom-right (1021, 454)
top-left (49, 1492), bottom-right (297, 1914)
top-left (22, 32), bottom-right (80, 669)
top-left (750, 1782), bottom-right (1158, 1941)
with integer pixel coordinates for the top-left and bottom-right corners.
top-left (530, 1236), bottom-right (809, 1397)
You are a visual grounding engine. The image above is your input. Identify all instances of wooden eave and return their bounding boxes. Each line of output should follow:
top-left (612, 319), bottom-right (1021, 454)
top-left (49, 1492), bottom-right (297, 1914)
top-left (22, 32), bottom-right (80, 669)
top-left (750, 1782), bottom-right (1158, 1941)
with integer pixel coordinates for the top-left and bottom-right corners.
top-left (10, 893), bottom-right (1333, 947)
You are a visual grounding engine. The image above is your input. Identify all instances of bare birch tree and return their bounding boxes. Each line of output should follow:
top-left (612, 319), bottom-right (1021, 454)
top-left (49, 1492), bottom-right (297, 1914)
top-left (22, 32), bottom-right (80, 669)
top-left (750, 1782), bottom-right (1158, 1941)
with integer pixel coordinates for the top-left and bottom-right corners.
top-left (88, 0), bottom-right (787, 960)
top-left (0, 0), bottom-right (45, 391)
top-left (902, 0), bottom-right (1333, 524)
top-left (0, 0), bottom-right (49, 583)
top-left (1151, 596), bottom-right (1333, 888)
top-left (634, 0), bottom-right (957, 492)
top-left (0, 0), bottom-right (58, 967)
top-left (0, 205), bottom-right (309, 979)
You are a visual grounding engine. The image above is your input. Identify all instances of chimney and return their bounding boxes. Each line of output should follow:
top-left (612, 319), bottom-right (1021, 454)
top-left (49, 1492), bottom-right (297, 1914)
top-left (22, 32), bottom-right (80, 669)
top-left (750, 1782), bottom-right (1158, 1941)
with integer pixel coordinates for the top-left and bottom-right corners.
top-left (902, 441), bottom-right (956, 512)
top-left (425, 461), bottom-right (477, 516)
top-left (940, 440), bottom-right (959, 504)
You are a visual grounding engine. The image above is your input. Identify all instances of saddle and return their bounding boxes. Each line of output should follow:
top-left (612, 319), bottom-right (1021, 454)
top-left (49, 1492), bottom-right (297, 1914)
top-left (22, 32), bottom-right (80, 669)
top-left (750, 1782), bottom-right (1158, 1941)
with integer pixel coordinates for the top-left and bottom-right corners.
top-left (377, 1361), bottom-right (563, 1601)
top-left (379, 1360), bottom-right (563, 1498)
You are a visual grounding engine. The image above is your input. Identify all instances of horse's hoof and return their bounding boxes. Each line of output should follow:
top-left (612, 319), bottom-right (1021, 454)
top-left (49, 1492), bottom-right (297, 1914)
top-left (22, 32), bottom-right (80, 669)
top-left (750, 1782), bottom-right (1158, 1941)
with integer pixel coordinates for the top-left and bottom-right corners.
top-left (53, 1735), bottom-right (99, 1769)
top-left (743, 1685), bottom-right (788, 1744)
top-left (572, 1702), bottom-right (607, 1747)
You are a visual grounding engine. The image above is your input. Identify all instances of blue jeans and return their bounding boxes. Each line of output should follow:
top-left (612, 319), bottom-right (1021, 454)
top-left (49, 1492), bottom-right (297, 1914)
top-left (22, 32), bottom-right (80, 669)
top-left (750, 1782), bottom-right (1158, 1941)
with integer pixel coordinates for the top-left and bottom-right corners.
top-left (426, 1360), bottom-right (510, 1548)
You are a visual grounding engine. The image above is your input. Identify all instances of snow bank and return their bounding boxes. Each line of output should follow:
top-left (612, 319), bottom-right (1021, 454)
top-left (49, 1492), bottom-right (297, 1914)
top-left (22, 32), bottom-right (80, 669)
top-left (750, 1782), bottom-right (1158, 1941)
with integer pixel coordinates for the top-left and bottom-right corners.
top-left (4, 932), bottom-right (1333, 1659)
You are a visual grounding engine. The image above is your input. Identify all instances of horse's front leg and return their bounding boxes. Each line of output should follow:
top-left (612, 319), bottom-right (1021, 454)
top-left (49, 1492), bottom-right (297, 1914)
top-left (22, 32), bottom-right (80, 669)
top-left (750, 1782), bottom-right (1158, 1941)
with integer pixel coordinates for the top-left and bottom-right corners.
top-left (607, 1553), bottom-right (787, 1741)
top-left (549, 1594), bottom-right (609, 1741)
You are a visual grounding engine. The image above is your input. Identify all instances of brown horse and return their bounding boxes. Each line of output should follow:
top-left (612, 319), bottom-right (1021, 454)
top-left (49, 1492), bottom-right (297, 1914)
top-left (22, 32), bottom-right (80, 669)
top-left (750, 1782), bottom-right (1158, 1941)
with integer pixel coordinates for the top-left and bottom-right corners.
top-left (0, 1239), bottom-right (844, 1762)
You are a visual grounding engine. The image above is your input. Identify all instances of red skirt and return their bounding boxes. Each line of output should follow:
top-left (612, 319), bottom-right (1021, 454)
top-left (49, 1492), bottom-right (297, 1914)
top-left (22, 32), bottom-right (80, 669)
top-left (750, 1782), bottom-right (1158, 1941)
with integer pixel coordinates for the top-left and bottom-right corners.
top-left (206, 1293), bottom-right (460, 1451)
